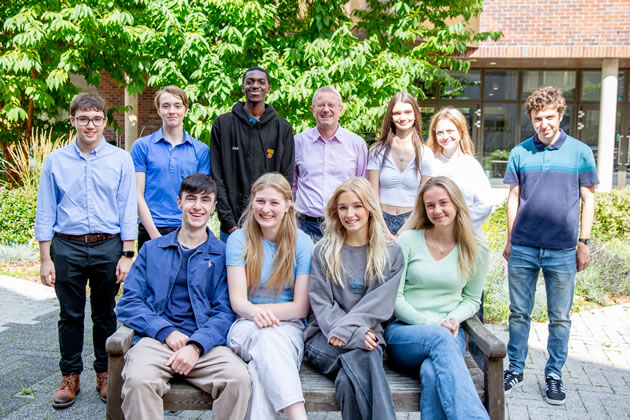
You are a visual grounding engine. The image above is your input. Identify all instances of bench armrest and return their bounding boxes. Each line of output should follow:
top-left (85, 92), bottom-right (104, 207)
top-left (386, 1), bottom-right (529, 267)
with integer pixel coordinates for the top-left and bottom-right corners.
top-left (105, 325), bottom-right (135, 356)
top-left (106, 325), bottom-right (135, 420)
top-left (462, 316), bottom-right (506, 359)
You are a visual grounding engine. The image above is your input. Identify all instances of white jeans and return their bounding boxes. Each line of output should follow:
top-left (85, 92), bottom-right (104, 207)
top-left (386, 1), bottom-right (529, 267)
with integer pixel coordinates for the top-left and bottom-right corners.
top-left (228, 318), bottom-right (305, 419)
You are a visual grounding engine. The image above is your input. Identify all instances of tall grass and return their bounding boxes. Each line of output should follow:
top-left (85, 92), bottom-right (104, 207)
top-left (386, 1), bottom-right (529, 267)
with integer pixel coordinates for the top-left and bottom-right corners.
top-left (3, 129), bottom-right (72, 191)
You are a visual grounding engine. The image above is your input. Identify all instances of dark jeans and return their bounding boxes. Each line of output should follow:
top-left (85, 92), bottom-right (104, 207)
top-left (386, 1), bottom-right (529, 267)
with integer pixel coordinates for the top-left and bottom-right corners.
top-left (137, 224), bottom-right (178, 251)
top-left (296, 215), bottom-right (324, 242)
top-left (382, 211), bottom-right (411, 236)
top-left (305, 332), bottom-right (396, 420)
top-left (51, 235), bottom-right (122, 375)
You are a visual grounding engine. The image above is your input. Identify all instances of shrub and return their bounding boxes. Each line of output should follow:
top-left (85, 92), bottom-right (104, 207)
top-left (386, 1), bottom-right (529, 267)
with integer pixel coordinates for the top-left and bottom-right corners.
top-left (575, 241), bottom-right (630, 304)
top-left (592, 186), bottom-right (630, 240)
top-left (482, 200), bottom-right (507, 253)
top-left (0, 187), bottom-right (37, 245)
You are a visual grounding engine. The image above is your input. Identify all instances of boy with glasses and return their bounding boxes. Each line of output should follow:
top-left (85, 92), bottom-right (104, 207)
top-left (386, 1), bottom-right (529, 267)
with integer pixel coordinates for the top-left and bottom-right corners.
top-left (35, 93), bottom-right (137, 408)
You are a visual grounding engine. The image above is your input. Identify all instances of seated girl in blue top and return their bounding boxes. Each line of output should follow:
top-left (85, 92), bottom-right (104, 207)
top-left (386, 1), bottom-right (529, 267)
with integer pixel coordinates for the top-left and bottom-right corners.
top-left (304, 177), bottom-right (405, 420)
top-left (226, 172), bottom-right (313, 420)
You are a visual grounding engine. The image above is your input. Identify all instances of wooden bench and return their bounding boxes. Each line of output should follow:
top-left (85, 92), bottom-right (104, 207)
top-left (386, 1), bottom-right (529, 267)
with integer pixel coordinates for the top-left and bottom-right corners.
top-left (106, 317), bottom-right (506, 419)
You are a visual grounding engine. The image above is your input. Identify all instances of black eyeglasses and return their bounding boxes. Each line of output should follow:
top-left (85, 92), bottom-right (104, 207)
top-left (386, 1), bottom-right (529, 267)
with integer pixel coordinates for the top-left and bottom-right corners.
top-left (75, 117), bottom-right (106, 127)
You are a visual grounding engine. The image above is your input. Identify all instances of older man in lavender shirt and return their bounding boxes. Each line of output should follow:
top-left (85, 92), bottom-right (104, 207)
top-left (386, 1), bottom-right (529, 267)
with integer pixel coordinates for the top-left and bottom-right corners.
top-left (293, 86), bottom-right (368, 241)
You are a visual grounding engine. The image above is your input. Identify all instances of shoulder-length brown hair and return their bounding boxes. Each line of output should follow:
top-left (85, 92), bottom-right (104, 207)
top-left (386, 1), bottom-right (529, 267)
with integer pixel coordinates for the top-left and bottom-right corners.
top-left (370, 91), bottom-right (425, 174)
top-left (426, 106), bottom-right (474, 158)
top-left (240, 173), bottom-right (297, 296)
top-left (400, 176), bottom-right (481, 279)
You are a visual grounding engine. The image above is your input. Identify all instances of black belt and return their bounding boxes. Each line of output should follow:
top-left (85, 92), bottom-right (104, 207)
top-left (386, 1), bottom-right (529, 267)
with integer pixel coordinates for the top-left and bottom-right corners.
top-left (55, 233), bottom-right (120, 243)
top-left (297, 213), bottom-right (325, 224)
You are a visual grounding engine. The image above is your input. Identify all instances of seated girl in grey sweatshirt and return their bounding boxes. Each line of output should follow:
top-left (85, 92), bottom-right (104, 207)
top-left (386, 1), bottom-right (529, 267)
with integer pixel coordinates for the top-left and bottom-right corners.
top-left (303, 177), bottom-right (404, 420)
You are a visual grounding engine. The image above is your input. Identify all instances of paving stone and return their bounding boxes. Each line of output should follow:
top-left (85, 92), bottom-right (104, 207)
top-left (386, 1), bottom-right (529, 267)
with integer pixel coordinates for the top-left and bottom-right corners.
top-left (2, 276), bottom-right (629, 419)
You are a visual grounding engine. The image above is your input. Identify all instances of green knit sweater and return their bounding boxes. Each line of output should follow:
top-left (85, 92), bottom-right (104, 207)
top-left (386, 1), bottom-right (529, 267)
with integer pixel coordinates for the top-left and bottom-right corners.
top-left (394, 229), bottom-right (490, 326)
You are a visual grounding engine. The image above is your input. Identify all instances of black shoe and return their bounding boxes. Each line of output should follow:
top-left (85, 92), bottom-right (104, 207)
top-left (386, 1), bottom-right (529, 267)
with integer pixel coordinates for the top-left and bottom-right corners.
top-left (545, 373), bottom-right (566, 405)
top-left (504, 370), bottom-right (523, 395)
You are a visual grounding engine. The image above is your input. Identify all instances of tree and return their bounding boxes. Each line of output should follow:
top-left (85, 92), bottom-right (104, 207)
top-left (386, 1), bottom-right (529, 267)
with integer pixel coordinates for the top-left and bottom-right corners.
top-left (0, 0), bottom-right (500, 151)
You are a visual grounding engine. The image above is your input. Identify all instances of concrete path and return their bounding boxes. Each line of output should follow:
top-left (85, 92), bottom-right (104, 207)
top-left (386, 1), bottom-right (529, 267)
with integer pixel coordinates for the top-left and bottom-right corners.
top-left (1, 275), bottom-right (629, 419)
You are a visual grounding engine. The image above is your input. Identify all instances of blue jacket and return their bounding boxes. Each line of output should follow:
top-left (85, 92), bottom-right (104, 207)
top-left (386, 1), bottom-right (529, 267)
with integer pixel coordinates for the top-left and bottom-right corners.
top-left (116, 228), bottom-right (235, 355)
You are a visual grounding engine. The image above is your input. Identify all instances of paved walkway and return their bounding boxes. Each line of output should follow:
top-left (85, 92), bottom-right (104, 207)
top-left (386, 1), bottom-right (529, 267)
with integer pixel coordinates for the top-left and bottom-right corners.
top-left (1, 274), bottom-right (629, 419)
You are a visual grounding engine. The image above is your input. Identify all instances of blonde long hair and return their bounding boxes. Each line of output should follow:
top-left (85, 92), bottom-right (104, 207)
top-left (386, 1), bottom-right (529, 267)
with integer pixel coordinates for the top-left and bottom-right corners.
top-left (426, 106), bottom-right (474, 158)
top-left (371, 91), bottom-right (425, 175)
top-left (400, 176), bottom-right (481, 279)
top-left (319, 177), bottom-right (393, 288)
top-left (240, 173), bottom-right (297, 296)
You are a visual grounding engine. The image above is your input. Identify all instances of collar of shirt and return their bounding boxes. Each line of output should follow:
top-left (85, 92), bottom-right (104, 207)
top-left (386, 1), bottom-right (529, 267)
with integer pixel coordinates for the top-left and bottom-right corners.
top-left (533, 129), bottom-right (567, 151)
top-left (313, 126), bottom-right (341, 144)
top-left (159, 226), bottom-right (224, 256)
top-left (71, 137), bottom-right (107, 159)
top-left (150, 127), bottom-right (193, 146)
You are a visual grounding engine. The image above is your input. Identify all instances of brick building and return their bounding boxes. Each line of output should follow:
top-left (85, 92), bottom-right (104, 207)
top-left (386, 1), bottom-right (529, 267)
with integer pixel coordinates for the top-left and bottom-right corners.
top-left (97, 0), bottom-right (630, 190)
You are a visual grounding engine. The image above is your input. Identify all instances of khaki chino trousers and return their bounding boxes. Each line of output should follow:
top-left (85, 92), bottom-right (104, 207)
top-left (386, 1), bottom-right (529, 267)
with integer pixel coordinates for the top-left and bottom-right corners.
top-left (121, 337), bottom-right (251, 420)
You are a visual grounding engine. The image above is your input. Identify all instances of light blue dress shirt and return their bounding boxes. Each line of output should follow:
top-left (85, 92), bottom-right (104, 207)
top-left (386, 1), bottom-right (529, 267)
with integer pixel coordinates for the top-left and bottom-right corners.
top-left (35, 138), bottom-right (137, 241)
top-left (130, 127), bottom-right (210, 227)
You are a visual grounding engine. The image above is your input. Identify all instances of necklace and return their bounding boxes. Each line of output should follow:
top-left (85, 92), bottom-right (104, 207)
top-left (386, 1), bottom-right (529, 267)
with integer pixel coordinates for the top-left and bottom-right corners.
top-left (425, 229), bottom-right (456, 257)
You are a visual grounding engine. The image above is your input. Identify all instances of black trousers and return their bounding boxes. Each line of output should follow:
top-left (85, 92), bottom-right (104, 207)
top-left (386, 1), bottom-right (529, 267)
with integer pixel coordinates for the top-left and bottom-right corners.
top-left (51, 235), bottom-right (122, 375)
top-left (137, 224), bottom-right (178, 251)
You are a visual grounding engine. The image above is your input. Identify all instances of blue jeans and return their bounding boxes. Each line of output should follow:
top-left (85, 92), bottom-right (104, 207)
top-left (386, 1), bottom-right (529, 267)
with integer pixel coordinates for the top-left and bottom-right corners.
top-left (385, 321), bottom-right (488, 420)
top-left (507, 244), bottom-right (577, 377)
top-left (219, 230), bottom-right (230, 243)
top-left (297, 217), bottom-right (324, 242)
top-left (382, 211), bottom-right (411, 235)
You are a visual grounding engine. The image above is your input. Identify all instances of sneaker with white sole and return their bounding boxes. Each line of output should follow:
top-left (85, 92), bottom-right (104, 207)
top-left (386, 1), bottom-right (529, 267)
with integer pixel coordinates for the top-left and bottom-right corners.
top-left (545, 373), bottom-right (566, 405)
top-left (504, 370), bottom-right (523, 395)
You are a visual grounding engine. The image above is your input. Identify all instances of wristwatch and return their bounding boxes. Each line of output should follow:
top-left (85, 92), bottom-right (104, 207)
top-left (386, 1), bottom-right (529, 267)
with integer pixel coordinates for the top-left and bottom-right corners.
top-left (578, 238), bottom-right (590, 245)
top-left (121, 250), bottom-right (135, 258)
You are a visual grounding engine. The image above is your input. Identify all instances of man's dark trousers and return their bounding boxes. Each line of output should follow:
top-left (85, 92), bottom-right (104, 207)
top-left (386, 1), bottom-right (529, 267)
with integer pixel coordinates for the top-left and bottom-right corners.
top-left (51, 235), bottom-right (122, 375)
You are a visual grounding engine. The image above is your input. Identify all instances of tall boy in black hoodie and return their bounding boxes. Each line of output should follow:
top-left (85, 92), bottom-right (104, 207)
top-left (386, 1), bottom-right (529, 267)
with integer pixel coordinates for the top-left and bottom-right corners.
top-left (210, 67), bottom-right (294, 241)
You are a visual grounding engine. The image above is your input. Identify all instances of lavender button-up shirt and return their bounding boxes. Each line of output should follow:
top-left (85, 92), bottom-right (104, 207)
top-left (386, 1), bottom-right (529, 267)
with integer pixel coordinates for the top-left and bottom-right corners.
top-left (293, 126), bottom-right (368, 218)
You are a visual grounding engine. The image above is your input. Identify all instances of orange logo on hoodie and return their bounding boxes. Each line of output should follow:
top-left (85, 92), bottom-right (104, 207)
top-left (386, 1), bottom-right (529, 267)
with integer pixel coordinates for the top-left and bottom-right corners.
top-left (267, 149), bottom-right (274, 158)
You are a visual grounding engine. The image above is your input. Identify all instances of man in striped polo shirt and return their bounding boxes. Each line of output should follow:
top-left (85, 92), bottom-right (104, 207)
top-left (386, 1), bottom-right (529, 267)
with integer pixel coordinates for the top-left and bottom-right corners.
top-left (501, 86), bottom-right (598, 405)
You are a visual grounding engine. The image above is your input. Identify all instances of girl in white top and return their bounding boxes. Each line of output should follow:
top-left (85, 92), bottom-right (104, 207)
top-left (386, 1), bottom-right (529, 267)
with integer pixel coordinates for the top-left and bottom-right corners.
top-left (226, 173), bottom-right (313, 420)
top-left (367, 92), bottom-right (434, 236)
top-left (426, 107), bottom-right (493, 238)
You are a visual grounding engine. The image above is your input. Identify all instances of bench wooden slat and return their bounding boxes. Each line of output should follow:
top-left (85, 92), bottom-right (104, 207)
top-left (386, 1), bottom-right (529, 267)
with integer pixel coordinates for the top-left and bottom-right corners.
top-left (162, 355), bottom-right (485, 413)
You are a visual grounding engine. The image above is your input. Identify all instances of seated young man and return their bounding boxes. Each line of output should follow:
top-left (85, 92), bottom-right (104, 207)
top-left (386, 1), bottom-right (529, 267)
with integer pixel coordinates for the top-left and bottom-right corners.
top-left (116, 174), bottom-right (251, 420)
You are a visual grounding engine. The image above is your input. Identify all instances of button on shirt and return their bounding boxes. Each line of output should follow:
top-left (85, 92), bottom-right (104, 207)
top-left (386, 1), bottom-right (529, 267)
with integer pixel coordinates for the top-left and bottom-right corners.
top-left (293, 126), bottom-right (368, 218)
top-left (130, 128), bottom-right (210, 227)
top-left (35, 139), bottom-right (137, 241)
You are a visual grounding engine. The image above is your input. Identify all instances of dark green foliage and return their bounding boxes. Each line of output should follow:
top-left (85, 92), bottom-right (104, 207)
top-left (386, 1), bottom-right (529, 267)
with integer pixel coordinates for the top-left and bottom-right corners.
top-left (0, 187), bottom-right (36, 245)
top-left (1, 0), bottom-right (501, 145)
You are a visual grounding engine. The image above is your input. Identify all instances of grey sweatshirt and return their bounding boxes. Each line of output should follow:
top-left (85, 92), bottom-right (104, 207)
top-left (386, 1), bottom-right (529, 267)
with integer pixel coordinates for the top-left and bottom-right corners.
top-left (304, 242), bottom-right (404, 350)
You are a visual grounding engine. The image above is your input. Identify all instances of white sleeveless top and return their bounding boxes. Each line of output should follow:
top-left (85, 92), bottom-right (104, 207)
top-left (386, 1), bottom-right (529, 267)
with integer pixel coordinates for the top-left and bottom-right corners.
top-left (367, 145), bottom-right (434, 207)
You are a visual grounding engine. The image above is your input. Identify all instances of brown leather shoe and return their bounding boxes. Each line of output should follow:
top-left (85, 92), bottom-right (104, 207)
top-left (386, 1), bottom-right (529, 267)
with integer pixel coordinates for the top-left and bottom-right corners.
top-left (96, 371), bottom-right (107, 402)
top-left (52, 374), bottom-right (80, 409)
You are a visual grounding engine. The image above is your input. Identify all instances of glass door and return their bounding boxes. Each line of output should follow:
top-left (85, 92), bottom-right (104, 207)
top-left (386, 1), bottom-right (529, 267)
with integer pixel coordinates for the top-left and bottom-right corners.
top-left (615, 104), bottom-right (630, 188)
top-left (481, 104), bottom-right (518, 186)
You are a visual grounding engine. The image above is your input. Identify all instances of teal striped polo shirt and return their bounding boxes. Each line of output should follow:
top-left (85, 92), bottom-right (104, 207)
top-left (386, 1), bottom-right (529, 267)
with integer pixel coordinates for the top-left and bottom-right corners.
top-left (503, 130), bottom-right (599, 249)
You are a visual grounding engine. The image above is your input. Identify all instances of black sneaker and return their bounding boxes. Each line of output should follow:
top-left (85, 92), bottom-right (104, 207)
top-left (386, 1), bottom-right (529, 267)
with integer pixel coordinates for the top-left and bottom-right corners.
top-left (545, 373), bottom-right (566, 405)
top-left (504, 370), bottom-right (523, 395)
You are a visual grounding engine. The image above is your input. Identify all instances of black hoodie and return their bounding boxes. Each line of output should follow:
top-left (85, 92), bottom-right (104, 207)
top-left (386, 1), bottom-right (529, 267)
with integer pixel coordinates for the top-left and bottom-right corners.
top-left (210, 102), bottom-right (294, 233)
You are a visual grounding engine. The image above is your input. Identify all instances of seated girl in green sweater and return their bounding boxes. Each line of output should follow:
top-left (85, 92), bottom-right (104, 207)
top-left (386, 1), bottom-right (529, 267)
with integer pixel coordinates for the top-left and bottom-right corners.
top-left (304, 177), bottom-right (405, 420)
top-left (385, 176), bottom-right (490, 420)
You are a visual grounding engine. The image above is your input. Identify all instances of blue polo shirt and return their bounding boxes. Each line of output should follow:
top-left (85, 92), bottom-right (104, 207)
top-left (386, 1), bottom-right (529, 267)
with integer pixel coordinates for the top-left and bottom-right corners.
top-left (503, 130), bottom-right (599, 249)
top-left (131, 128), bottom-right (210, 227)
